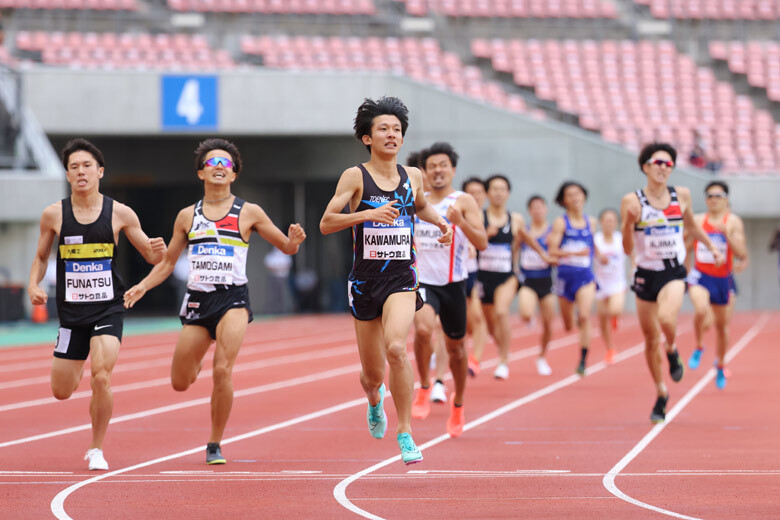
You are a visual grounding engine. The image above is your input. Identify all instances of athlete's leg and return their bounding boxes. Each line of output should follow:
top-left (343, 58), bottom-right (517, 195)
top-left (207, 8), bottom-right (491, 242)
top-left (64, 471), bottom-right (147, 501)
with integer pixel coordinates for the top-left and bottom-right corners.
top-left (558, 296), bottom-right (574, 332)
top-left (608, 290), bottom-right (625, 319)
top-left (87, 334), bottom-right (121, 450)
top-left (538, 293), bottom-right (556, 357)
top-left (51, 358), bottom-right (85, 400)
top-left (354, 318), bottom-right (386, 407)
top-left (433, 320), bottom-right (449, 382)
top-left (171, 325), bottom-right (213, 392)
top-left (209, 308), bottom-right (249, 444)
top-left (467, 287), bottom-right (487, 362)
top-left (656, 280), bottom-right (686, 353)
top-left (444, 334), bottom-right (467, 405)
top-left (636, 299), bottom-right (666, 397)
top-left (712, 299), bottom-right (734, 367)
top-left (381, 291), bottom-right (418, 434)
top-left (413, 304), bottom-right (436, 388)
top-left (491, 277), bottom-right (519, 364)
top-left (597, 297), bottom-right (614, 354)
top-left (574, 282), bottom-right (596, 347)
top-left (689, 284), bottom-right (711, 350)
top-left (518, 286), bottom-right (539, 323)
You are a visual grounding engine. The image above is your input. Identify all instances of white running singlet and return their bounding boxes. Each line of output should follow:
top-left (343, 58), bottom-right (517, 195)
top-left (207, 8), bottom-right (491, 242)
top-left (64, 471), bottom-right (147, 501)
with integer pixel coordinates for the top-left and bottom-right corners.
top-left (415, 191), bottom-right (469, 286)
top-left (594, 231), bottom-right (627, 297)
top-left (633, 187), bottom-right (686, 271)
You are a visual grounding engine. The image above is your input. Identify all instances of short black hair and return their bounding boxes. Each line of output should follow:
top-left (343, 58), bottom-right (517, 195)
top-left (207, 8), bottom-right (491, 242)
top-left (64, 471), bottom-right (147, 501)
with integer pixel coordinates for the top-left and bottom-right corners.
top-left (527, 194), bottom-right (546, 208)
top-left (705, 180), bottom-right (729, 195)
top-left (194, 138), bottom-right (242, 176)
top-left (61, 138), bottom-right (105, 170)
top-left (485, 174), bottom-right (511, 192)
top-left (461, 177), bottom-right (485, 192)
top-left (420, 142), bottom-right (459, 169)
top-left (406, 151), bottom-right (422, 168)
top-left (353, 97), bottom-right (409, 153)
top-left (599, 207), bottom-right (619, 220)
top-left (555, 181), bottom-right (588, 207)
top-left (638, 142), bottom-right (677, 173)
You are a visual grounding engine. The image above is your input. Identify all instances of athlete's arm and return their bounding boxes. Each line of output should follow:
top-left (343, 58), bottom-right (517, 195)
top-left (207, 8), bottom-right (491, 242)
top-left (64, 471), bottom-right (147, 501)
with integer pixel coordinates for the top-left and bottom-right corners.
top-left (546, 216), bottom-right (566, 258)
top-left (591, 216), bottom-right (609, 264)
top-left (620, 192), bottom-right (640, 256)
top-left (513, 213), bottom-right (552, 262)
top-left (726, 214), bottom-right (748, 261)
top-left (409, 167), bottom-right (452, 244)
top-left (27, 204), bottom-right (60, 306)
top-left (115, 202), bottom-right (167, 265)
top-left (678, 186), bottom-right (724, 266)
top-left (683, 214), bottom-right (703, 272)
top-left (449, 193), bottom-right (487, 250)
top-left (246, 203), bottom-right (306, 255)
top-left (320, 167), bottom-right (399, 234)
top-left (123, 208), bottom-right (190, 309)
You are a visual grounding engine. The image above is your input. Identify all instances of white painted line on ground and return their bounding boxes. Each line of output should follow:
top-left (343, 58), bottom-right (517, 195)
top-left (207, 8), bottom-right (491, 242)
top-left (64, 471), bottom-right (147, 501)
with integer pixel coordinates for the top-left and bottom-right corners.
top-left (601, 313), bottom-right (769, 520)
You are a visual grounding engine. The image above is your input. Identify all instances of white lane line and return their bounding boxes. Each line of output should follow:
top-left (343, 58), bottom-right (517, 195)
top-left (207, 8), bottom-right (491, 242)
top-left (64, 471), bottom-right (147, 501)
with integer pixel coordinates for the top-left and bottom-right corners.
top-left (602, 313), bottom-right (769, 520)
top-left (331, 328), bottom-right (667, 520)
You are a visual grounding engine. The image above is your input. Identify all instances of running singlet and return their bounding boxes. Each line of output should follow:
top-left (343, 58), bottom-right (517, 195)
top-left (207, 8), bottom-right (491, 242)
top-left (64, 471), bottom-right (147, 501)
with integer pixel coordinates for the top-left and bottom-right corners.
top-left (520, 225), bottom-right (552, 278)
top-left (558, 215), bottom-right (593, 270)
top-left (187, 197), bottom-right (249, 292)
top-left (415, 191), bottom-right (468, 286)
top-left (694, 214), bottom-right (732, 277)
top-left (478, 211), bottom-right (513, 274)
top-left (351, 164), bottom-right (416, 276)
top-left (56, 196), bottom-right (124, 326)
top-left (593, 231), bottom-right (626, 289)
top-left (633, 187), bottom-right (686, 271)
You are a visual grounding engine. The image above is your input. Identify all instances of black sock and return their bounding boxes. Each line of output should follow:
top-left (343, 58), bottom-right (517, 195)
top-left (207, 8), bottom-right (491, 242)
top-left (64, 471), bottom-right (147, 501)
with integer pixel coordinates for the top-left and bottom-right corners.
top-left (580, 347), bottom-right (588, 363)
top-left (435, 379), bottom-right (444, 385)
top-left (421, 385), bottom-right (430, 390)
top-left (454, 402), bottom-right (463, 408)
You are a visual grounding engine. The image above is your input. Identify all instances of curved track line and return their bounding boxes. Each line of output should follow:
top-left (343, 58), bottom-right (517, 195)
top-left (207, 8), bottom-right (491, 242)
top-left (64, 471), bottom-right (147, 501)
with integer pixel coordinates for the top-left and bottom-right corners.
top-left (602, 313), bottom-right (769, 520)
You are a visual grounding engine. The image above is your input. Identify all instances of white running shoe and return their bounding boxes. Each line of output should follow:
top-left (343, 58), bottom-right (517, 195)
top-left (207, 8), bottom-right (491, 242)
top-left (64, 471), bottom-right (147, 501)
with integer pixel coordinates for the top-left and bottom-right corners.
top-left (536, 357), bottom-right (552, 376)
top-left (429, 353), bottom-right (437, 371)
top-left (430, 381), bottom-right (448, 403)
top-left (493, 363), bottom-right (509, 380)
top-left (84, 448), bottom-right (108, 471)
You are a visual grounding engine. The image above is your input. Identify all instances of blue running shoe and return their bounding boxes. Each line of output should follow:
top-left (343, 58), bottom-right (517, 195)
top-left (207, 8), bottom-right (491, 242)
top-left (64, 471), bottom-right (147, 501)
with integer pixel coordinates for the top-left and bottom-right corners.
top-left (367, 384), bottom-right (387, 439)
top-left (715, 366), bottom-right (727, 390)
top-left (397, 432), bottom-right (423, 465)
top-left (688, 348), bottom-right (703, 370)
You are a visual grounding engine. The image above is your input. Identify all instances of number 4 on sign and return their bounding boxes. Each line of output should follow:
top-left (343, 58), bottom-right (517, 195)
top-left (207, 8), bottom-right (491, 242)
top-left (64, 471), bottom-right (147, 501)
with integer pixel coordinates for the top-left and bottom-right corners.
top-left (176, 79), bottom-right (204, 125)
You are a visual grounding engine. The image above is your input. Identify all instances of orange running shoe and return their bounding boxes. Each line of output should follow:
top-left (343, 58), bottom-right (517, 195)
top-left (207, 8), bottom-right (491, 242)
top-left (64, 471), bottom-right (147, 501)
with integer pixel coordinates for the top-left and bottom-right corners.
top-left (467, 355), bottom-right (480, 377)
top-left (605, 349), bottom-right (615, 365)
top-left (411, 386), bottom-right (432, 419)
top-left (446, 394), bottom-right (464, 438)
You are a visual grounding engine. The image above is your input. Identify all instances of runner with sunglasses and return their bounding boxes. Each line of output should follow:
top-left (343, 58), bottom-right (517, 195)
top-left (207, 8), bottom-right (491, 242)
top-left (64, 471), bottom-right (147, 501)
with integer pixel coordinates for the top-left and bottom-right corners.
top-left (320, 97), bottom-right (452, 465)
top-left (124, 138), bottom-right (306, 464)
top-left (686, 181), bottom-right (748, 389)
top-left (28, 138), bottom-right (167, 471)
top-left (621, 142), bottom-right (724, 423)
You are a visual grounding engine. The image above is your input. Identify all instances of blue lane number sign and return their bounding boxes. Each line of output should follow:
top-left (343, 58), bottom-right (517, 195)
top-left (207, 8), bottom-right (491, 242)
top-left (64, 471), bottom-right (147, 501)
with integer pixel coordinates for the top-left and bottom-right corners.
top-left (161, 75), bottom-right (218, 130)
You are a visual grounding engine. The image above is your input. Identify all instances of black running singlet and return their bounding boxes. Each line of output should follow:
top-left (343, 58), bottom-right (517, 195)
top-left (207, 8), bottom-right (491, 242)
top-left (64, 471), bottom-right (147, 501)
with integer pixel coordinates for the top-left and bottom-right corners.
top-left (351, 164), bottom-right (417, 276)
top-left (477, 210), bottom-right (514, 275)
top-left (56, 196), bottom-right (125, 326)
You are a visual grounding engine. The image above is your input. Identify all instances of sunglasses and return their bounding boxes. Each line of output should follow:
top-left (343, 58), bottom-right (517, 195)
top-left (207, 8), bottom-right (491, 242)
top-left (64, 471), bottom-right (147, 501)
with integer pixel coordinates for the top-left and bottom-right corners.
top-left (706, 192), bottom-right (727, 199)
top-left (202, 157), bottom-right (233, 168)
top-left (646, 158), bottom-right (674, 168)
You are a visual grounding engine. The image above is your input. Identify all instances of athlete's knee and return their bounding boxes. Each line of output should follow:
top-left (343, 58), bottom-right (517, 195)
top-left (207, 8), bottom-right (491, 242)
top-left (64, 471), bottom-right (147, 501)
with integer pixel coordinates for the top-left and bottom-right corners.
top-left (414, 323), bottom-right (433, 343)
top-left (494, 306), bottom-right (510, 321)
top-left (211, 363), bottom-right (234, 388)
top-left (445, 339), bottom-right (466, 360)
top-left (51, 384), bottom-right (74, 400)
top-left (657, 312), bottom-right (676, 331)
top-left (171, 371), bottom-right (192, 392)
top-left (385, 340), bottom-right (408, 366)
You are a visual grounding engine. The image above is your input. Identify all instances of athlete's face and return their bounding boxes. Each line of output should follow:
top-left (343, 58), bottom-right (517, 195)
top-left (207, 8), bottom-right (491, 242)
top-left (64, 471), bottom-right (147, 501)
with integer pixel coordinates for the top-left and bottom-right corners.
top-left (642, 150), bottom-right (675, 184)
top-left (705, 186), bottom-right (728, 212)
top-left (65, 150), bottom-right (103, 193)
top-left (464, 181), bottom-right (487, 208)
top-left (423, 153), bottom-right (455, 191)
top-left (198, 149), bottom-right (237, 186)
top-left (600, 210), bottom-right (618, 234)
top-left (563, 185), bottom-right (586, 212)
top-left (528, 199), bottom-right (547, 223)
top-left (363, 115), bottom-right (403, 157)
top-left (487, 178), bottom-right (510, 207)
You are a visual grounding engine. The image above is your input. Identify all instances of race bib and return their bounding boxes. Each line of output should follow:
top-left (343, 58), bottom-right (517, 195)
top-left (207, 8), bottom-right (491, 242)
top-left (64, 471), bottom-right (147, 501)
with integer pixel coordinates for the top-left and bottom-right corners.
top-left (695, 234), bottom-right (727, 265)
top-left (644, 226), bottom-right (683, 260)
top-left (414, 220), bottom-right (446, 251)
top-left (65, 259), bottom-right (114, 302)
top-left (520, 247), bottom-right (548, 271)
top-left (559, 241), bottom-right (591, 268)
top-left (363, 216), bottom-right (412, 261)
top-left (478, 243), bottom-right (512, 272)
top-left (189, 243), bottom-right (234, 285)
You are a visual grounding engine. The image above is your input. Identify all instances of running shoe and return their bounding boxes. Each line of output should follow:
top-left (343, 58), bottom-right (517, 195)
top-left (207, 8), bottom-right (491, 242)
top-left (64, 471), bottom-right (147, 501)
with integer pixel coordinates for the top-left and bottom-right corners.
top-left (667, 349), bottom-right (684, 382)
top-left (430, 381), bottom-right (447, 404)
top-left (575, 359), bottom-right (586, 377)
top-left (467, 355), bottom-right (480, 377)
top-left (446, 394), bottom-right (465, 438)
top-left (650, 394), bottom-right (669, 424)
top-left (367, 383), bottom-right (387, 439)
top-left (688, 348), bottom-right (703, 370)
top-left (411, 386), bottom-right (432, 419)
top-left (535, 356), bottom-right (552, 376)
top-left (84, 448), bottom-right (108, 471)
top-left (605, 349), bottom-right (616, 365)
top-left (493, 363), bottom-right (509, 380)
top-left (715, 365), bottom-right (727, 390)
top-left (206, 443), bottom-right (226, 465)
top-left (397, 433), bottom-right (423, 465)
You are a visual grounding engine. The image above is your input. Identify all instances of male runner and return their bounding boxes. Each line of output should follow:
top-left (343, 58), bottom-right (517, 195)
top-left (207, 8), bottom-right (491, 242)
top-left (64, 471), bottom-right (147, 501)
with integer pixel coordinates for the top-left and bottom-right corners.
top-left (28, 138), bottom-right (167, 470)
top-left (124, 138), bottom-right (306, 464)
top-left (686, 181), bottom-right (747, 389)
top-left (319, 97), bottom-right (452, 464)
top-left (461, 177), bottom-right (488, 376)
top-left (410, 142), bottom-right (487, 437)
top-left (621, 142), bottom-right (724, 423)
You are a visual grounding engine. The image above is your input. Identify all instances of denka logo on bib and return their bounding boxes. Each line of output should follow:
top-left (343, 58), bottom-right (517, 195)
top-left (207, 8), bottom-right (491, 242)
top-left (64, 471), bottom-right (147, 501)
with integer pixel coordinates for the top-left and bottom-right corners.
top-left (195, 244), bottom-right (232, 256)
top-left (72, 262), bottom-right (105, 272)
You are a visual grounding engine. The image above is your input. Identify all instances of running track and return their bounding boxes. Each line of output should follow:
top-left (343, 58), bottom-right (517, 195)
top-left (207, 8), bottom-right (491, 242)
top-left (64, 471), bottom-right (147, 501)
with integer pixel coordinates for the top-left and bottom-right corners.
top-left (1, 312), bottom-right (778, 519)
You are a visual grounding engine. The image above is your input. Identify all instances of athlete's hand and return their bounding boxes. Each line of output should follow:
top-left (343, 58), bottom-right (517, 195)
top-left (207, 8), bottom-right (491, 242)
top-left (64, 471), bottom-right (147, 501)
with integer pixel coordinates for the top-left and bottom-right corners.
top-left (437, 221), bottom-right (453, 245)
top-left (625, 201), bottom-right (641, 225)
top-left (28, 285), bottom-right (47, 306)
top-left (148, 237), bottom-right (166, 254)
top-left (597, 252), bottom-right (609, 265)
top-left (288, 223), bottom-right (306, 245)
top-left (543, 253), bottom-right (558, 266)
top-left (123, 283), bottom-right (147, 309)
top-left (369, 200), bottom-right (400, 225)
top-left (445, 205), bottom-right (464, 227)
top-left (711, 248), bottom-right (725, 267)
top-left (468, 243), bottom-right (477, 259)
top-left (486, 224), bottom-right (499, 238)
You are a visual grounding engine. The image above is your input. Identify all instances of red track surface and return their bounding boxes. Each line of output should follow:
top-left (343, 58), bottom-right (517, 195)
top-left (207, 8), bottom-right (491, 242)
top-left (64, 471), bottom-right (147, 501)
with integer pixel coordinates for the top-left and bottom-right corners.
top-left (1, 312), bottom-right (778, 519)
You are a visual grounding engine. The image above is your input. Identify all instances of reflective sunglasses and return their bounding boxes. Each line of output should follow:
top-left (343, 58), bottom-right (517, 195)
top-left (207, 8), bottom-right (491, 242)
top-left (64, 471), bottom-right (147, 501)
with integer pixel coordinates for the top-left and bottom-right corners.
top-left (706, 192), bottom-right (727, 199)
top-left (202, 157), bottom-right (233, 168)
top-left (645, 158), bottom-right (674, 168)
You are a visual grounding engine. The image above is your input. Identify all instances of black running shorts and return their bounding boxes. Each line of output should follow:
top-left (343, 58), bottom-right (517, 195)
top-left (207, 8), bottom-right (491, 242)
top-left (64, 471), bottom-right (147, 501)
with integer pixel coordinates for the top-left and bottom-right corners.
top-left (521, 276), bottom-right (553, 300)
top-left (53, 312), bottom-right (124, 361)
top-left (632, 265), bottom-right (687, 302)
top-left (477, 271), bottom-right (518, 304)
top-left (180, 284), bottom-right (253, 339)
top-left (419, 281), bottom-right (468, 340)
top-left (348, 269), bottom-right (423, 321)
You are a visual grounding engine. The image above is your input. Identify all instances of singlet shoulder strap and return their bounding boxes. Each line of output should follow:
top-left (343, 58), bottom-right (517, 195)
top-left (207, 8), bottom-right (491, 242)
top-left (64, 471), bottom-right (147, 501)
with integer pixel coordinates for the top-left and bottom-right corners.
top-left (668, 185), bottom-right (679, 201)
top-left (563, 214), bottom-right (571, 228)
top-left (396, 164), bottom-right (408, 180)
top-left (61, 197), bottom-right (73, 221)
top-left (636, 189), bottom-right (649, 206)
top-left (194, 199), bottom-right (204, 217)
top-left (483, 209), bottom-right (488, 226)
top-left (101, 195), bottom-right (113, 220)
